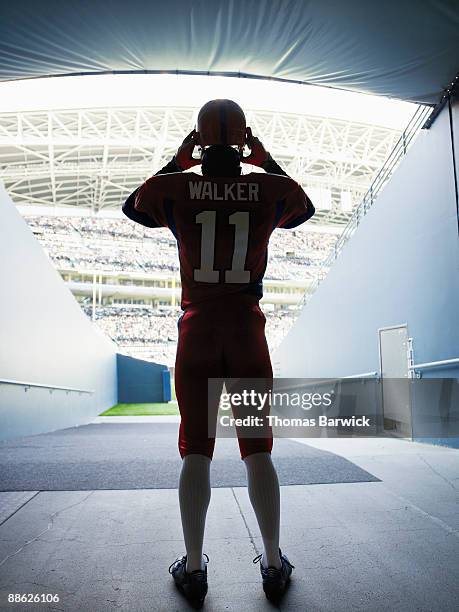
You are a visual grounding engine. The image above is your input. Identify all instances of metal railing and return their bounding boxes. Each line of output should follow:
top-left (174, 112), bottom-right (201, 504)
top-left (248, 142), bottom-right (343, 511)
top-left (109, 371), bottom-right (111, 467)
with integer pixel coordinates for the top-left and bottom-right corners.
top-left (300, 104), bottom-right (432, 306)
top-left (274, 372), bottom-right (380, 391)
top-left (342, 371), bottom-right (379, 379)
top-left (0, 378), bottom-right (94, 394)
top-left (408, 357), bottom-right (459, 374)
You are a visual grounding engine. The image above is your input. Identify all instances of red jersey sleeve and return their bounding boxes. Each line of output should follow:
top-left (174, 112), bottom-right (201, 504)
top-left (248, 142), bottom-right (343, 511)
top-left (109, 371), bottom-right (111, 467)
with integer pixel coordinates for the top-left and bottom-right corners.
top-left (134, 176), bottom-right (169, 227)
top-left (276, 181), bottom-right (315, 229)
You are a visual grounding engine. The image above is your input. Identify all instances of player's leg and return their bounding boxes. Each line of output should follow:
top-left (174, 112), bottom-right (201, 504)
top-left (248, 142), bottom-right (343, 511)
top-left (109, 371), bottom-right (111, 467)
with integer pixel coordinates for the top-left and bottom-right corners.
top-left (178, 453), bottom-right (211, 572)
top-left (223, 301), bottom-right (294, 599)
top-left (222, 300), bottom-right (283, 569)
top-left (174, 308), bottom-right (223, 573)
top-left (245, 454), bottom-right (295, 598)
top-left (170, 454), bottom-right (210, 606)
top-left (244, 451), bottom-right (281, 568)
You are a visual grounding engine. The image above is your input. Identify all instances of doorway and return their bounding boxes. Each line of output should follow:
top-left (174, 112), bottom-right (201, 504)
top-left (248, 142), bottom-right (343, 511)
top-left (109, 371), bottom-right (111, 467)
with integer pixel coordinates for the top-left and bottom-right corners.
top-left (378, 324), bottom-right (412, 437)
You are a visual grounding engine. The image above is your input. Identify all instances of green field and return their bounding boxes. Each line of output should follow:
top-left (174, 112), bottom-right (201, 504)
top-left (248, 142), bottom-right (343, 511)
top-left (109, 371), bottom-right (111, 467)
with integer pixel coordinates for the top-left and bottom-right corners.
top-left (100, 402), bottom-right (179, 416)
top-left (100, 376), bottom-right (177, 416)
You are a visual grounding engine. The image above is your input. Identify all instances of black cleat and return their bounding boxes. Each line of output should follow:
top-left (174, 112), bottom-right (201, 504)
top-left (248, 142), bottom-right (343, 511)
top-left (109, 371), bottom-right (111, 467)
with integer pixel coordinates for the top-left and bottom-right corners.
top-left (169, 554), bottom-right (209, 609)
top-left (253, 549), bottom-right (294, 601)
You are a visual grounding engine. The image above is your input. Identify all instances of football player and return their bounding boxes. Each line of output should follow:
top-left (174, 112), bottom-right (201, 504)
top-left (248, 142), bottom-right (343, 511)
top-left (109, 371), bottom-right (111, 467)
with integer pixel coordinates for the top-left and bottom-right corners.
top-left (123, 99), bottom-right (314, 607)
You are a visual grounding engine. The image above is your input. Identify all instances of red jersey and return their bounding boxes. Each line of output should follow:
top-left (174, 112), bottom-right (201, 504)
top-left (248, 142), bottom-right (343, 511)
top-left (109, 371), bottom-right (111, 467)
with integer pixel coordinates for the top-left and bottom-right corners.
top-left (134, 172), bottom-right (314, 309)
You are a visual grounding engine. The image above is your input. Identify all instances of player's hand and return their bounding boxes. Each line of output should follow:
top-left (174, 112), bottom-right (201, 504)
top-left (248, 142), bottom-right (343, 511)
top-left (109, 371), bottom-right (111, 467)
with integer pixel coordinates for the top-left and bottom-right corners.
top-left (175, 130), bottom-right (201, 170)
top-left (243, 127), bottom-right (269, 166)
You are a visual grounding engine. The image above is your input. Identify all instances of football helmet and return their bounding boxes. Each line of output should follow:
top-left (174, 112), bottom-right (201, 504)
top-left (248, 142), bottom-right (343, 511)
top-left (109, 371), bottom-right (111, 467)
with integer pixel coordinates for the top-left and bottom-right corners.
top-left (196, 99), bottom-right (246, 148)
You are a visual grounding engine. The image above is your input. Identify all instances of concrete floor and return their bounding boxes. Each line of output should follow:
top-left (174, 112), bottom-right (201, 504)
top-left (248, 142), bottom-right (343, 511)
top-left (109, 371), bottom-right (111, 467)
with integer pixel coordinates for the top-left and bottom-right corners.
top-left (0, 431), bottom-right (458, 612)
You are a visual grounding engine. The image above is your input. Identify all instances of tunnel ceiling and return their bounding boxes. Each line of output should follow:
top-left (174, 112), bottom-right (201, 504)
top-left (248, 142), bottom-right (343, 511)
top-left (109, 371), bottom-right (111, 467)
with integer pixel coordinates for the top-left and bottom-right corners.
top-left (0, 0), bottom-right (458, 104)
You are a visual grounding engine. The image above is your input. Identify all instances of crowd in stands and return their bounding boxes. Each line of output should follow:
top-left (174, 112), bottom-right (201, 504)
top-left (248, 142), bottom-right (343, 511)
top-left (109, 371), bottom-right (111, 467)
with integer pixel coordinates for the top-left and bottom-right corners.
top-left (84, 306), bottom-right (178, 345)
top-left (83, 305), bottom-right (297, 366)
top-left (28, 214), bottom-right (153, 241)
top-left (26, 214), bottom-right (337, 279)
top-left (27, 214), bottom-right (337, 251)
top-left (40, 238), bottom-right (178, 273)
top-left (24, 212), bottom-right (337, 365)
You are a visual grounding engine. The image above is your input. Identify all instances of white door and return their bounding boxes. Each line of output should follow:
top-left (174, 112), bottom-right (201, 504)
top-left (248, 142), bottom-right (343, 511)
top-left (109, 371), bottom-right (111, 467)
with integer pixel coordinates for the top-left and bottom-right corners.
top-left (378, 325), bottom-right (412, 437)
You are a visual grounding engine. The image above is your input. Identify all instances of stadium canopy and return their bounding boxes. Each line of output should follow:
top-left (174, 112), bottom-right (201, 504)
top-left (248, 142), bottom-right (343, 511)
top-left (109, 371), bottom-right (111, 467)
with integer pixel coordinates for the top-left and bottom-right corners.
top-left (0, 1), bottom-right (458, 105)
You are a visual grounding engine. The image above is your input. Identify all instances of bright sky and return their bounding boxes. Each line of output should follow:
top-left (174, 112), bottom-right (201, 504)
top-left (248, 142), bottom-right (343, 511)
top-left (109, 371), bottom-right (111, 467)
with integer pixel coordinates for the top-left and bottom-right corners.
top-left (0, 74), bottom-right (418, 130)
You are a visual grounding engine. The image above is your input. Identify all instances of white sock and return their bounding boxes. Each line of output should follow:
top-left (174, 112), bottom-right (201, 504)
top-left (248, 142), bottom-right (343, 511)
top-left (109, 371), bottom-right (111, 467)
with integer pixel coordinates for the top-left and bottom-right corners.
top-left (178, 453), bottom-right (211, 572)
top-left (243, 452), bottom-right (282, 569)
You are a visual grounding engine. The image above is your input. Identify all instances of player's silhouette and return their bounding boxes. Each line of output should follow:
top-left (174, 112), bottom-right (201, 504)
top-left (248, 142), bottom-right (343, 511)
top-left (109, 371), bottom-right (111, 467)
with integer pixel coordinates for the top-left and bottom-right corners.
top-left (123, 99), bottom-right (314, 607)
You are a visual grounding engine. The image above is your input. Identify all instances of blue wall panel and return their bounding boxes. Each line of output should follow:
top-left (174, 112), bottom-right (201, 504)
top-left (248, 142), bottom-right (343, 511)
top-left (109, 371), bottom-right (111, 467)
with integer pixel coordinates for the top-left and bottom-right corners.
top-left (117, 354), bottom-right (170, 404)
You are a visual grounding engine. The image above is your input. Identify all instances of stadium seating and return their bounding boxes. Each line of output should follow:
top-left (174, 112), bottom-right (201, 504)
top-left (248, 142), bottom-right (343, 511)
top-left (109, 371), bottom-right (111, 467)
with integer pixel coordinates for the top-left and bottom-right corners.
top-left (25, 213), bottom-right (338, 364)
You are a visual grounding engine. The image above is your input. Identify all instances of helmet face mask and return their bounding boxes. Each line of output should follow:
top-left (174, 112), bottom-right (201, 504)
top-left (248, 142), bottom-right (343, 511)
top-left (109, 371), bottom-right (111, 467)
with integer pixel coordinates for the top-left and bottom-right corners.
top-left (196, 99), bottom-right (246, 149)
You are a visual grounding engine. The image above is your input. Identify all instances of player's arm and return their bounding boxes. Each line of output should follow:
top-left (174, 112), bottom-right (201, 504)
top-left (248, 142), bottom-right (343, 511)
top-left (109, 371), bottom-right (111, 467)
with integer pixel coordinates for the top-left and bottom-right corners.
top-left (122, 130), bottom-right (200, 227)
top-left (155, 157), bottom-right (182, 175)
top-left (122, 186), bottom-right (157, 227)
top-left (121, 157), bottom-right (182, 227)
top-left (156, 129), bottom-right (201, 174)
top-left (122, 161), bottom-right (181, 226)
top-left (125, 175), bottom-right (170, 228)
top-left (244, 127), bottom-right (289, 177)
top-left (277, 181), bottom-right (315, 229)
top-left (244, 127), bottom-right (314, 226)
top-left (260, 154), bottom-right (288, 177)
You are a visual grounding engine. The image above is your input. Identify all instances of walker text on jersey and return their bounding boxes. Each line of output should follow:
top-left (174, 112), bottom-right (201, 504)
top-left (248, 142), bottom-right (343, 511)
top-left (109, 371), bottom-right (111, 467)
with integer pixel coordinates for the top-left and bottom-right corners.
top-left (188, 181), bottom-right (260, 202)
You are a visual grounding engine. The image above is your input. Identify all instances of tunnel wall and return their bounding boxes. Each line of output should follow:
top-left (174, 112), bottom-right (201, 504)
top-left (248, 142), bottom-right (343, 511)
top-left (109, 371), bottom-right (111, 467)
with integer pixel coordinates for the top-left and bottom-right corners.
top-left (0, 185), bottom-right (118, 440)
top-left (275, 98), bottom-right (459, 381)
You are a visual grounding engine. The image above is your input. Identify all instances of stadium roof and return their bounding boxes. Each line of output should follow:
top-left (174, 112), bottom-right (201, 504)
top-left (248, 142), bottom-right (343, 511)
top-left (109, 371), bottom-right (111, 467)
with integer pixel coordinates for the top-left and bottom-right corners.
top-left (1, 1), bottom-right (458, 104)
top-left (0, 104), bottom-right (406, 223)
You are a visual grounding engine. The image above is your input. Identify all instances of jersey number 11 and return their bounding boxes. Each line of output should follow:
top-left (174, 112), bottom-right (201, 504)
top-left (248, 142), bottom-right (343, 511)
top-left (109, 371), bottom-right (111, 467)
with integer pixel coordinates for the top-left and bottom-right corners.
top-left (194, 211), bottom-right (251, 284)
